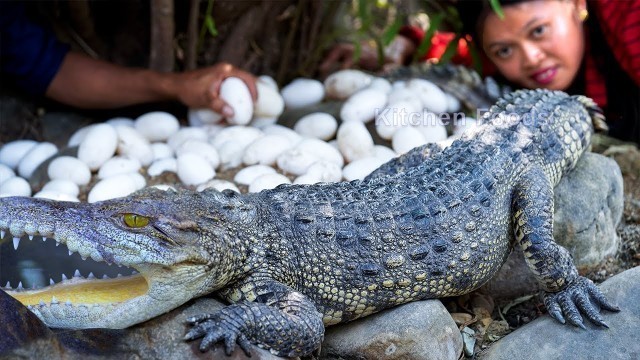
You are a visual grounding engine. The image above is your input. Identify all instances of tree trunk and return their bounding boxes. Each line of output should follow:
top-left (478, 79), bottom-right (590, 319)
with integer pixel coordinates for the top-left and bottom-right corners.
top-left (150, 0), bottom-right (175, 72)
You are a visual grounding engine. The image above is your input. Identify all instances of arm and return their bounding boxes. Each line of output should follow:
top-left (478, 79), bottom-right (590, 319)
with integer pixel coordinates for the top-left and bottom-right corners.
top-left (46, 52), bottom-right (257, 115)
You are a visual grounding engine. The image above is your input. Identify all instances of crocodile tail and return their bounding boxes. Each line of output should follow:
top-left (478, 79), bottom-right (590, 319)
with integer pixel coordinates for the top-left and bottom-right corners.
top-left (574, 95), bottom-right (608, 133)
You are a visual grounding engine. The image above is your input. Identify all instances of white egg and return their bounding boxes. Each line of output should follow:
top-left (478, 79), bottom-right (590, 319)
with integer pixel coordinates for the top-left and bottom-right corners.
top-left (281, 78), bottom-right (325, 109)
top-left (87, 173), bottom-right (140, 203)
top-left (387, 87), bottom-right (423, 111)
top-left (258, 75), bottom-right (278, 90)
top-left (41, 179), bottom-right (80, 197)
top-left (0, 177), bottom-right (31, 197)
top-left (147, 157), bottom-right (178, 177)
top-left (374, 100), bottom-right (422, 140)
top-left (18, 142), bottom-right (58, 179)
top-left (106, 117), bottom-right (135, 128)
top-left (337, 121), bottom-right (374, 163)
top-left (216, 141), bottom-right (248, 169)
top-left (177, 153), bottom-right (215, 186)
top-left (340, 88), bottom-right (388, 123)
top-left (373, 145), bottom-right (397, 162)
top-left (234, 165), bottom-right (276, 185)
top-left (261, 124), bottom-right (303, 145)
top-left (415, 122), bottom-right (448, 143)
top-left (220, 77), bottom-right (254, 125)
top-left (445, 93), bottom-right (461, 113)
top-left (0, 164), bottom-right (15, 185)
top-left (97, 156), bottom-right (142, 179)
top-left (294, 113), bottom-right (338, 141)
top-left (47, 156), bottom-right (91, 185)
top-left (115, 126), bottom-right (154, 166)
top-left (324, 69), bottom-right (372, 100)
top-left (251, 117), bottom-right (278, 129)
top-left (167, 127), bottom-right (208, 150)
top-left (342, 157), bottom-right (386, 181)
top-left (248, 173), bottom-right (291, 193)
top-left (188, 108), bottom-right (222, 127)
top-left (67, 125), bottom-right (95, 147)
top-left (294, 138), bottom-right (344, 167)
top-left (77, 123), bottom-right (118, 171)
top-left (453, 117), bottom-right (478, 136)
top-left (243, 135), bottom-right (293, 166)
top-left (210, 126), bottom-right (263, 150)
top-left (293, 174), bottom-right (320, 185)
top-left (276, 148), bottom-right (320, 176)
top-left (367, 77), bottom-right (392, 94)
top-left (196, 179), bottom-right (240, 193)
top-left (407, 79), bottom-right (448, 114)
top-left (0, 140), bottom-right (38, 169)
top-left (128, 172), bottom-right (147, 190)
top-left (33, 190), bottom-right (79, 202)
top-left (305, 160), bottom-right (342, 183)
top-left (254, 79), bottom-right (285, 118)
top-left (151, 142), bottom-right (174, 160)
top-left (135, 111), bottom-right (180, 142)
top-left (392, 127), bottom-right (427, 154)
top-left (177, 140), bottom-right (220, 169)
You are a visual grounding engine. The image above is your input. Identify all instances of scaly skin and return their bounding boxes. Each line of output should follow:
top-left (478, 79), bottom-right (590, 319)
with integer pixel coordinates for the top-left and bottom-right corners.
top-left (0, 89), bottom-right (619, 357)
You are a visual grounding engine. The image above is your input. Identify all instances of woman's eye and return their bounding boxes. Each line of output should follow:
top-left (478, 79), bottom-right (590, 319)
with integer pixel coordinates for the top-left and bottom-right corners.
top-left (496, 47), bottom-right (512, 58)
top-left (123, 213), bottom-right (150, 228)
top-left (531, 25), bottom-right (547, 38)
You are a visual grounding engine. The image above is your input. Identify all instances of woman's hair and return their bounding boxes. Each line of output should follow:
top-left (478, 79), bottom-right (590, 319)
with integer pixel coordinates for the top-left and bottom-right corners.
top-left (454, 0), bottom-right (640, 143)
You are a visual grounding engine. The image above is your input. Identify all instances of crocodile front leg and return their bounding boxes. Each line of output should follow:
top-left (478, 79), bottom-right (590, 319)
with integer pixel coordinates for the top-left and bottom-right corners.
top-left (184, 281), bottom-right (324, 357)
top-left (512, 167), bottom-right (620, 328)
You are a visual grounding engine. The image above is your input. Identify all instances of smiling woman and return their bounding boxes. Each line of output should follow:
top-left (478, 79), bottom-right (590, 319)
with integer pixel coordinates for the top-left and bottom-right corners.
top-left (456, 0), bottom-right (640, 144)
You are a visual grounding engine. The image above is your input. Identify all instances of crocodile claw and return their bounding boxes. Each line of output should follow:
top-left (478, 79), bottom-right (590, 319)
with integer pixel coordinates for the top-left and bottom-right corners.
top-left (544, 276), bottom-right (620, 328)
top-left (184, 313), bottom-right (253, 356)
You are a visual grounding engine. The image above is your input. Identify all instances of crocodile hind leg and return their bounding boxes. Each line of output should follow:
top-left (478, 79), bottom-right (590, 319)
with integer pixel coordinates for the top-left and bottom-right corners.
top-left (511, 167), bottom-right (620, 328)
top-left (365, 142), bottom-right (445, 181)
top-left (184, 281), bottom-right (324, 357)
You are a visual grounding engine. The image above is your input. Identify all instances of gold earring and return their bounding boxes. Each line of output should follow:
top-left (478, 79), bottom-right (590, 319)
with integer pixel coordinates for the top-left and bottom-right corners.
top-left (579, 9), bottom-right (589, 21)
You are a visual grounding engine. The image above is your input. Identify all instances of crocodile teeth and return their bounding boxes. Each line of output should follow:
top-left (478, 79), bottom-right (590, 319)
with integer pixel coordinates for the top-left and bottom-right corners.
top-left (51, 296), bottom-right (59, 304)
top-left (41, 236), bottom-right (45, 241)
top-left (88, 272), bottom-right (95, 279)
top-left (28, 235), bottom-right (34, 240)
top-left (50, 278), bottom-right (55, 286)
top-left (17, 281), bottom-right (23, 290)
top-left (61, 274), bottom-right (68, 281)
top-left (68, 251), bottom-right (73, 256)
top-left (5, 281), bottom-right (10, 289)
top-left (13, 237), bottom-right (19, 250)
top-left (1, 230), bottom-right (5, 239)
top-left (55, 240), bottom-right (60, 246)
top-left (39, 300), bottom-right (46, 306)
top-left (74, 269), bottom-right (82, 278)
top-left (102, 275), bottom-right (109, 279)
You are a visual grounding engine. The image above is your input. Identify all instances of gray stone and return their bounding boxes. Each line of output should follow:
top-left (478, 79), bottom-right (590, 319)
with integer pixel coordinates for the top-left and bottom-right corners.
top-left (482, 153), bottom-right (624, 299)
top-left (320, 300), bottom-right (462, 360)
top-left (479, 266), bottom-right (640, 360)
top-left (553, 152), bottom-right (623, 266)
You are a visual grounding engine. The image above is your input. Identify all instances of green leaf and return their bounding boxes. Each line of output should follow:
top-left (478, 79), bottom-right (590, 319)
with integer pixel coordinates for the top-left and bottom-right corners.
top-left (381, 16), bottom-right (402, 46)
top-left (489, 0), bottom-right (505, 19)
top-left (204, 15), bottom-right (218, 37)
top-left (357, 0), bottom-right (372, 31)
top-left (439, 34), bottom-right (461, 64)
top-left (353, 40), bottom-right (362, 64)
top-left (414, 12), bottom-right (443, 62)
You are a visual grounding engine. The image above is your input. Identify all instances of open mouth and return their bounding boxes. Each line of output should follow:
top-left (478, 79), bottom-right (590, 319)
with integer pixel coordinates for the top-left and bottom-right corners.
top-left (0, 231), bottom-right (149, 307)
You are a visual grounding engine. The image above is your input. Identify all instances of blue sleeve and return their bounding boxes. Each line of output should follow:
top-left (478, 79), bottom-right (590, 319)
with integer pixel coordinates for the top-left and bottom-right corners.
top-left (0, 3), bottom-right (70, 95)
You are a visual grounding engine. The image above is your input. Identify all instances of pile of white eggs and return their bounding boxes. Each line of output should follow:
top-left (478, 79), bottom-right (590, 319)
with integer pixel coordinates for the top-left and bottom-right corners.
top-left (0, 69), bottom-right (477, 203)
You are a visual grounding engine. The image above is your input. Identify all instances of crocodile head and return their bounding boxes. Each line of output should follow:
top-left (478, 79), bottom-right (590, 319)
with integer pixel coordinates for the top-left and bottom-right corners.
top-left (0, 187), bottom-right (251, 329)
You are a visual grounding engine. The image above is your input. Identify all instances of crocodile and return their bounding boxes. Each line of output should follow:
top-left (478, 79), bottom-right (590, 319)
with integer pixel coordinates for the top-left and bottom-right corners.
top-left (0, 89), bottom-right (620, 357)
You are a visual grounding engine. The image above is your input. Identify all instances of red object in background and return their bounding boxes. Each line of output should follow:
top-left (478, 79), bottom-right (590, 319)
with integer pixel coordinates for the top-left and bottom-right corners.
top-left (399, 26), bottom-right (472, 66)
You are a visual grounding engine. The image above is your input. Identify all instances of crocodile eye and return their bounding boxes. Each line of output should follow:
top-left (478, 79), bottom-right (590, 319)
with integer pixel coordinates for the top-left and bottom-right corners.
top-left (123, 213), bottom-right (150, 228)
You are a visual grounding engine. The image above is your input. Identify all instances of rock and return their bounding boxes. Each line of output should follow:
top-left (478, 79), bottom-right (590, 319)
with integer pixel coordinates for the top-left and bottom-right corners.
top-left (321, 300), bottom-right (462, 360)
top-left (483, 152), bottom-right (624, 299)
top-left (479, 266), bottom-right (640, 360)
top-left (1, 293), bottom-right (284, 359)
top-left (553, 152), bottom-right (623, 266)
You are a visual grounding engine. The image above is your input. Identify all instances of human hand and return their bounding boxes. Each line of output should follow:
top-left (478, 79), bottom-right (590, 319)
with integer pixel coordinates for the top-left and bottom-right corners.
top-left (319, 42), bottom-right (381, 78)
top-left (173, 62), bottom-right (257, 117)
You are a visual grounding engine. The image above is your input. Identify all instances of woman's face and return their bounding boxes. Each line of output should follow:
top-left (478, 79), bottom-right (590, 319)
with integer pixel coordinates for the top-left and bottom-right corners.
top-left (481, 0), bottom-right (586, 90)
